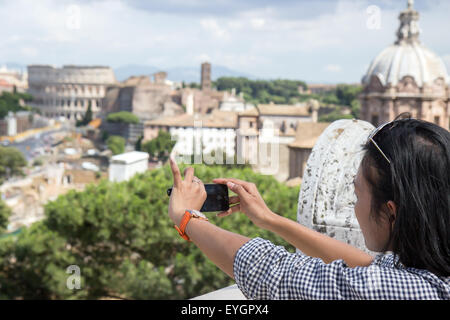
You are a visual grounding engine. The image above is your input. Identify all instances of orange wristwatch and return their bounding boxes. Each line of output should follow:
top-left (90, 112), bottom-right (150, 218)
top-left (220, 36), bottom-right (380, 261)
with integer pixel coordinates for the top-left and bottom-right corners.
top-left (174, 209), bottom-right (208, 241)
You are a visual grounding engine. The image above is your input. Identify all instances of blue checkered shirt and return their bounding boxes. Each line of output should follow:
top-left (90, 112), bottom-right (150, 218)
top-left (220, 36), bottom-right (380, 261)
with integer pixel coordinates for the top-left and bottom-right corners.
top-left (233, 238), bottom-right (450, 300)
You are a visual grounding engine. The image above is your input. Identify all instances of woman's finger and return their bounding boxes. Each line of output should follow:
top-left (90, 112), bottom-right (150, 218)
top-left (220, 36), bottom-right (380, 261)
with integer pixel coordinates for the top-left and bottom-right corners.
top-left (169, 157), bottom-right (182, 187)
top-left (213, 178), bottom-right (253, 193)
top-left (216, 204), bottom-right (241, 217)
top-left (229, 195), bottom-right (240, 205)
top-left (184, 167), bottom-right (194, 183)
top-left (192, 176), bottom-right (204, 189)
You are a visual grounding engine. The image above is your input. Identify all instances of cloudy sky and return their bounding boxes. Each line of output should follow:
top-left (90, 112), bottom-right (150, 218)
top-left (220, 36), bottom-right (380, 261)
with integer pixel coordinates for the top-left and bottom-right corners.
top-left (1, 0), bottom-right (450, 83)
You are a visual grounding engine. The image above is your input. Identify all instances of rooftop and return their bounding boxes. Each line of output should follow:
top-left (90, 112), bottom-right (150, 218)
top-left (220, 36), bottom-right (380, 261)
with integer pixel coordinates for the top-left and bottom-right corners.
top-left (110, 151), bottom-right (149, 165)
top-left (239, 103), bottom-right (310, 117)
top-left (288, 121), bottom-right (331, 149)
top-left (88, 118), bottom-right (102, 129)
top-left (145, 110), bottom-right (238, 129)
top-left (27, 65), bottom-right (113, 70)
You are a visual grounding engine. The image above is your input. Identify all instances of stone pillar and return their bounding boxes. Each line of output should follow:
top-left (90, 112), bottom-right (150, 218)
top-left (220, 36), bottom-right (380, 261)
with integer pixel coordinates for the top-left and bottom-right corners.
top-left (186, 93), bottom-right (194, 115)
top-left (297, 119), bottom-right (377, 255)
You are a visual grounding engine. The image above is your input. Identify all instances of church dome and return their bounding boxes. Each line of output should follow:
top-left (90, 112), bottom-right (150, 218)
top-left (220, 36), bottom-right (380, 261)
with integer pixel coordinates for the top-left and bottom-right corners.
top-left (362, 0), bottom-right (449, 87)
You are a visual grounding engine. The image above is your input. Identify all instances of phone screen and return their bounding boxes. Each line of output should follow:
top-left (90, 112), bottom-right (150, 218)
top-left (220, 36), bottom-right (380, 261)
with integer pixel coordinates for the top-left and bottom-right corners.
top-left (167, 183), bottom-right (229, 212)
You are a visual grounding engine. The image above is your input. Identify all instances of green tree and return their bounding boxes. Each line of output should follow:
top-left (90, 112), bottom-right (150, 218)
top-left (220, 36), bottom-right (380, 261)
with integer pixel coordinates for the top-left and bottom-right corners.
top-left (319, 110), bottom-right (354, 122)
top-left (134, 135), bottom-right (143, 152)
top-left (215, 77), bottom-right (307, 105)
top-left (0, 196), bottom-right (11, 234)
top-left (0, 164), bottom-right (300, 299)
top-left (106, 111), bottom-right (139, 125)
top-left (0, 146), bottom-right (27, 183)
top-left (141, 130), bottom-right (176, 162)
top-left (188, 82), bottom-right (201, 89)
top-left (106, 135), bottom-right (125, 155)
top-left (335, 84), bottom-right (362, 107)
top-left (0, 222), bottom-right (78, 299)
top-left (76, 102), bottom-right (93, 127)
top-left (0, 92), bottom-right (32, 119)
top-left (351, 99), bottom-right (361, 118)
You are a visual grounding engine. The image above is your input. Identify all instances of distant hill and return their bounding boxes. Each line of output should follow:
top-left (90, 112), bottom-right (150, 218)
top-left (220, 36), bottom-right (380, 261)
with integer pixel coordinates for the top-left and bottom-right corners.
top-left (1, 62), bottom-right (27, 73)
top-left (1, 62), bottom-right (255, 83)
top-left (114, 64), bottom-right (255, 83)
top-left (113, 65), bottom-right (159, 82)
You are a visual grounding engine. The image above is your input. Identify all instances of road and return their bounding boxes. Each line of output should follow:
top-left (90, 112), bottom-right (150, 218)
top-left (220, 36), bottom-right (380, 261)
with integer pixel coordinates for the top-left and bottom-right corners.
top-left (8, 125), bottom-right (70, 162)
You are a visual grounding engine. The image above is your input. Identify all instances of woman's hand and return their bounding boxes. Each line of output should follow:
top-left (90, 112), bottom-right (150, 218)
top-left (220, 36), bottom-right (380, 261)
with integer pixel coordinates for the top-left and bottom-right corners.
top-left (212, 178), bottom-right (277, 229)
top-left (168, 157), bottom-right (207, 226)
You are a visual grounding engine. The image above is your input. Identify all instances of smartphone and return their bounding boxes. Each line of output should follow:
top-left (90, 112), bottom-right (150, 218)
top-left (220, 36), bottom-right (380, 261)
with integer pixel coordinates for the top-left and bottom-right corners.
top-left (166, 183), bottom-right (229, 212)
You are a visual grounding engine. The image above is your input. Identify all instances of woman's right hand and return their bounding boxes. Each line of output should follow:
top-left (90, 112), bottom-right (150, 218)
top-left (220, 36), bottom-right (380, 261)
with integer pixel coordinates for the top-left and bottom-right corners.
top-left (212, 178), bottom-right (277, 229)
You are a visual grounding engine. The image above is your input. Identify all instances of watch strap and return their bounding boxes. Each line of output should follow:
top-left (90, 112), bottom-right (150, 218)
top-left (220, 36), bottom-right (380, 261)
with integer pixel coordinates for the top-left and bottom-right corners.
top-left (174, 211), bottom-right (192, 241)
top-left (174, 210), bottom-right (208, 241)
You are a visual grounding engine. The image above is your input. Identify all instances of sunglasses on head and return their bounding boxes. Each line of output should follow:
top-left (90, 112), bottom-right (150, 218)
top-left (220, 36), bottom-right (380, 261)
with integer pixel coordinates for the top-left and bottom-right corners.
top-left (367, 121), bottom-right (396, 165)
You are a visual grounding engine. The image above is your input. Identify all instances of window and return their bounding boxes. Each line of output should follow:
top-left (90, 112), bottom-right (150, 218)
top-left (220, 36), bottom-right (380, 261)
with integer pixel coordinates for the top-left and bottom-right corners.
top-left (434, 116), bottom-right (440, 125)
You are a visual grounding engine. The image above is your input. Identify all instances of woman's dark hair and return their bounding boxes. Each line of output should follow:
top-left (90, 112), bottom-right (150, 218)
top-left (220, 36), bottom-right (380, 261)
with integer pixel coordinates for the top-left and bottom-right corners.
top-left (361, 112), bottom-right (450, 277)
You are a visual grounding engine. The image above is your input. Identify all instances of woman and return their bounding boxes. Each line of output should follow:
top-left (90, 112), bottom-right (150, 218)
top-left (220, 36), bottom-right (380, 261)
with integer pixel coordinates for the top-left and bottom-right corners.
top-left (168, 115), bottom-right (449, 299)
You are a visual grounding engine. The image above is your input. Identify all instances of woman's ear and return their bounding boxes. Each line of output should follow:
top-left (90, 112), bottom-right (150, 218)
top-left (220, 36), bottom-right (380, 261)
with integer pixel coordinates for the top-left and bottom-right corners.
top-left (387, 200), bottom-right (397, 228)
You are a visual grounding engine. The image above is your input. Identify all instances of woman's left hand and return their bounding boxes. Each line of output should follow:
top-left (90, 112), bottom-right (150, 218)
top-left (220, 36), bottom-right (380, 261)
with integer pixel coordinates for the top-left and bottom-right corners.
top-left (168, 157), bottom-right (207, 226)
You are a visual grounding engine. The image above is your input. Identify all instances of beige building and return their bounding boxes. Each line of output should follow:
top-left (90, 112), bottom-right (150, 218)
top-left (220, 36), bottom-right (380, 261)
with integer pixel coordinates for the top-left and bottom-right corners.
top-left (237, 102), bottom-right (317, 160)
top-left (27, 65), bottom-right (117, 121)
top-left (360, 0), bottom-right (449, 130)
top-left (219, 88), bottom-right (254, 112)
top-left (288, 122), bottom-right (331, 181)
top-left (179, 62), bottom-right (227, 115)
top-left (102, 74), bottom-right (184, 121)
top-left (0, 65), bottom-right (28, 93)
top-left (304, 84), bottom-right (337, 95)
top-left (180, 88), bottom-right (225, 115)
top-left (236, 101), bottom-right (320, 181)
top-left (144, 109), bottom-right (238, 160)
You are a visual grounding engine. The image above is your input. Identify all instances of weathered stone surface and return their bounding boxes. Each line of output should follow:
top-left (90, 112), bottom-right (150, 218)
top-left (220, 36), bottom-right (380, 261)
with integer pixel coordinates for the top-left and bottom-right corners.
top-left (297, 119), bottom-right (376, 255)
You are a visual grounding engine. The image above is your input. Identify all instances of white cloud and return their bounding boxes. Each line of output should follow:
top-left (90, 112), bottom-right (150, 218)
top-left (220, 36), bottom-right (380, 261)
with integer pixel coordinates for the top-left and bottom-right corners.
top-left (200, 18), bottom-right (230, 40)
top-left (324, 64), bottom-right (342, 72)
top-left (20, 46), bottom-right (39, 58)
top-left (250, 18), bottom-right (266, 30)
top-left (195, 53), bottom-right (212, 64)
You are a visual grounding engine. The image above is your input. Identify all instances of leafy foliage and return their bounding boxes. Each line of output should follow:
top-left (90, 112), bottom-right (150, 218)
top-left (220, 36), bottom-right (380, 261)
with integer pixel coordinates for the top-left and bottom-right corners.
top-left (213, 77), bottom-right (362, 120)
top-left (106, 135), bottom-right (125, 155)
top-left (0, 92), bottom-right (33, 120)
top-left (319, 110), bottom-right (354, 122)
top-left (0, 146), bottom-right (27, 184)
top-left (106, 111), bottom-right (140, 125)
top-left (0, 164), bottom-right (300, 299)
top-left (141, 130), bottom-right (176, 162)
top-left (0, 197), bottom-right (11, 234)
top-left (214, 77), bottom-right (307, 105)
top-left (76, 102), bottom-right (93, 127)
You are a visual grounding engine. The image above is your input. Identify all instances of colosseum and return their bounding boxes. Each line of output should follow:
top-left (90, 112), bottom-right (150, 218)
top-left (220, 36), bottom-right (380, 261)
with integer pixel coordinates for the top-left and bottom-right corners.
top-left (27, 65), bottom-right (116, 121)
